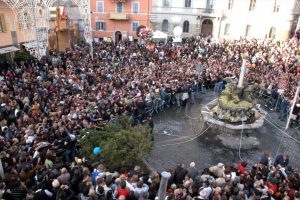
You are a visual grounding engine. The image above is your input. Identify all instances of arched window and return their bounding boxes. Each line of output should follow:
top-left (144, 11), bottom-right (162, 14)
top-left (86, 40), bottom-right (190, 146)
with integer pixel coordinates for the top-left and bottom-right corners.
top-left (273, 0), bottom-right (279, 12)
top-left (162, 19), bottom-right (169, 32)
top-left (249, 0), bottom-right (256, 11)
top-left (162, 0), bottom-right (171, 7)
top-left (228, 0), bottom-right (233, 9)
top-left (183, 20), bottom-right (189, 32)
top-left (245, 25), bottom-right (251, 37)
top-left (185, 0), bottom-right (191, 7)
top-left (269, 27), bottom-right (276, 39)
top-left (224, 23), bottom-right (230, 35)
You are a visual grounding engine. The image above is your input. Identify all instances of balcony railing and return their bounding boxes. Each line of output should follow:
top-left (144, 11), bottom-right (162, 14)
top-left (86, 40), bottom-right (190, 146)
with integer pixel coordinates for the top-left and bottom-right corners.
top-left (109, 12), bottom-right (129, 20)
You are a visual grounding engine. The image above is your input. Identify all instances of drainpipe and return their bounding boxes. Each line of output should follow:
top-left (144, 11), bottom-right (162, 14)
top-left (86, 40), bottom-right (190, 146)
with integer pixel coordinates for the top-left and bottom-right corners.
top-left (218, 10), bottom-right (225, 38)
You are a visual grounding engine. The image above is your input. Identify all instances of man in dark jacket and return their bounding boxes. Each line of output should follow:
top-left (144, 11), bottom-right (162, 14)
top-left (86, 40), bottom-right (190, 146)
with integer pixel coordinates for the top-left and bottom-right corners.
top-left (187, 162), bottom-right (199, 180)
top-left (274, 154), bottom-right (289, 167)
top-left (174, 163), bottom-right (188, 185)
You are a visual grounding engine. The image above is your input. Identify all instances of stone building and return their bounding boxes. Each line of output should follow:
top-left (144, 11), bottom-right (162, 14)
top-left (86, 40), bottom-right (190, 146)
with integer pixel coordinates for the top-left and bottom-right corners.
top-left (91, 0), bottom-right (151, 43)
top-left (151, 0), bottom-right (300, 41)
top-left (0, 1), bottom-right (25, 60)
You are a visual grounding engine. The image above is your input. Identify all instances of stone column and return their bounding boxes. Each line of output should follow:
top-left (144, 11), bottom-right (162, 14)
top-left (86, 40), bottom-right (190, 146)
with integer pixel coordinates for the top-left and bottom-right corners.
top-left (238, 57), bottom-right (247, 88)
top-left (157, 171), bottom-right (171, 200)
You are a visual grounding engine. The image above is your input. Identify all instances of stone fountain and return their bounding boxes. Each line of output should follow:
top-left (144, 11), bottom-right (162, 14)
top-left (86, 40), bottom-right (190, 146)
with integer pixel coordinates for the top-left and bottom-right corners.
top-left (201, 57), bottom-right (266, 149)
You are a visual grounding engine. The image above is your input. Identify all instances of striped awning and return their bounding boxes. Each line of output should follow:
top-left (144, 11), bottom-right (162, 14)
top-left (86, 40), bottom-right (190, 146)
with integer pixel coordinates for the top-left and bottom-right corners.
top-left (0, 46), bottom-right (19, 54)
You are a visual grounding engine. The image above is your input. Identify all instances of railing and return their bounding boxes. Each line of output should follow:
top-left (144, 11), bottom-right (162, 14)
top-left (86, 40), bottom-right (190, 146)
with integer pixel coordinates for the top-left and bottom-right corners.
top-left (109, 12), bottom-right (129, 20)
top-left (152, 6), bottom-right (214, 14)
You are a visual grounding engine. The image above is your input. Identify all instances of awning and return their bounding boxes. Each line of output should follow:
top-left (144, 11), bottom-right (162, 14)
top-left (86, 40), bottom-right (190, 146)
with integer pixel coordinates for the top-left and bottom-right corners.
top-left (0, 46), bottom-right (19, 54)
top-left (152, 30), bottom-right (168, 39)
top-left (22, 41), bottom-right (46, 49)
top-left (23, 42), bottom-right (36, 49)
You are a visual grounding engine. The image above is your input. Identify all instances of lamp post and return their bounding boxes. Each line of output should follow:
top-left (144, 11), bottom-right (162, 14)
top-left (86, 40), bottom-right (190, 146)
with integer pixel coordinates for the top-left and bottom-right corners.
top-left (196, 16), bottom-right (201, 35)
top-left (157, 172), bottom-right (171, 200)
top-left (218, 10), bottom-right (226, 38)
top-left (285, 80), bottom-right (300, 130)
top-left (238, 54), bottom-right (249, 88)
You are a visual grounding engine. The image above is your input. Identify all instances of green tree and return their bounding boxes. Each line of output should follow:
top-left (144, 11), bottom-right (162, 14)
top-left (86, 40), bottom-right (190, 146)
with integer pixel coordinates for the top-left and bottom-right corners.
top-left (14, 51), bottom-right (30, 62)
top-left (79, 116), bottom-right (153, 171)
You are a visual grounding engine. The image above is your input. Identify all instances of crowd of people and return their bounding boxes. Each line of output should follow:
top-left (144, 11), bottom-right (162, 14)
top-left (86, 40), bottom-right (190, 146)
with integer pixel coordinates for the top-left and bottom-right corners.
top-left (0, 35), bottom-right (300, 200)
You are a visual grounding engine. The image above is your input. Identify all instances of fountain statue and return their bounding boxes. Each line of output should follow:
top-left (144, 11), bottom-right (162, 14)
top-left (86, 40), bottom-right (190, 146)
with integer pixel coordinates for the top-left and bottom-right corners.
top-left (201, 55), bottom-right (266, 147)
top-left (212, 76), bottom-right (258, 123)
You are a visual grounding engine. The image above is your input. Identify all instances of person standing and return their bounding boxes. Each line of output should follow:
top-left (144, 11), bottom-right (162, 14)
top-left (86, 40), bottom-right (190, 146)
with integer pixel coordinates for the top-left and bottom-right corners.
top-left (190, 83), bottom-right (196, 104)
top-left (279, 95), bottom-right (289, 121)
top-left (148, 117), bottom-right (154, 141)
top-left (274, 154), bottom-right (289, 167)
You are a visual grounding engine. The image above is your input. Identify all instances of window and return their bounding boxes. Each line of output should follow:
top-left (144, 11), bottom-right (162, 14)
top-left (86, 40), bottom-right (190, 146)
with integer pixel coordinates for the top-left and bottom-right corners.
top-left (96, 21), bottom-right (105, 31)
top-left (185, 0), bottom-right (191, 7)
top-left (273, 0), bottom-right (279, 12)
top-left (224, 23), bottom-right (230, 35)
top-left (132, 2), bottom-right (140, 13)
top-left (162, 19), bottom-right (169, 32)
top-left (183, 20), bottom-right (189, 32)
top-left (96, 1), bottom-right (104, 13)
top-left (249, 0), bottom-right (256, 11)
top-left (206, 0), bottom-right (213, 9)
top-left (117, 2), bottom-right (123, 13)
top-left (269, 27), bottom-right (276, 39)
top-left (245, 25), bottom-right (251, 37)
top-left (162, 0), bottom-right (171, 7)
top-left (132, 21), bottom-right (139, 32)
top-left (23, 12), bottom-right (30, 30)
top-left (0, 14), bottom-right (5, 32)
top-left (228, 0), bottom-right (233, 9)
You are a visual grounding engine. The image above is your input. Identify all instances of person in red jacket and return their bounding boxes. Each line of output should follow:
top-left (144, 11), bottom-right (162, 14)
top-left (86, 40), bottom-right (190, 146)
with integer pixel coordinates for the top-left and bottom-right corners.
top-left (117, 180), bottom-right (130, 199)
top-left (237, 162), bottom-right (247, 176)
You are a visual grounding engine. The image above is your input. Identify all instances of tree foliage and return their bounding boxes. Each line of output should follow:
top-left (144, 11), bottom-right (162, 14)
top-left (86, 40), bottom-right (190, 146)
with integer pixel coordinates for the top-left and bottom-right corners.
top-left (14, 51), bottom-right (30, 62)
top-left (79, 116), bottom-right (153, 171)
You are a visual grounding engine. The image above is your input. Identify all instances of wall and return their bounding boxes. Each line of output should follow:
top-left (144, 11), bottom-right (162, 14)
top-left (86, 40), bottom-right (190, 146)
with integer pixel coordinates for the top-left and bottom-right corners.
top-left (91, 0), bottom-right (151, 40)
top-left (0, 1), bottom-right (25, 47)
top-left (215, 0), bottom-right (298, 41)
top-left (152, 0), bottom-right (300, 41)
top-left (151, 0), bottom-right (207, 36)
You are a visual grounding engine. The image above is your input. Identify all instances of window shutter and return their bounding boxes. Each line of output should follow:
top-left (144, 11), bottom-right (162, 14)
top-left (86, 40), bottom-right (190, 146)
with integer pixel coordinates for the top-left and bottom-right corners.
top-left (103, 22), bottom-right (106, 31)
top-left (0, 14), bottom-right (7, 32)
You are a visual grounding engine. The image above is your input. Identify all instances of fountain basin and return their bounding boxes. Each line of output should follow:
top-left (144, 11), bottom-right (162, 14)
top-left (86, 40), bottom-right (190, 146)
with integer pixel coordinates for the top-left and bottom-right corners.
top-left (201, 99), bottom-right (266, 134)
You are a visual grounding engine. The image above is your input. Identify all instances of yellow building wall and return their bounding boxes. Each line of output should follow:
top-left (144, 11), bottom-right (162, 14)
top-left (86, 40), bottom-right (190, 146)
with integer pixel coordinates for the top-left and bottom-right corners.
top-left (0, 2), bottom-right (26, 47)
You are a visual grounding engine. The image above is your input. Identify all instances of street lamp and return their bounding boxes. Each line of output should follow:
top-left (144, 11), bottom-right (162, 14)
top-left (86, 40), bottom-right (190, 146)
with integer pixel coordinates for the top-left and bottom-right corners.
top-left (285, 81), bottom-right (300, 130)
top-left (196, 16), bottom-right (201, 35)
top-left (218, 10), bottom-right (226, 38)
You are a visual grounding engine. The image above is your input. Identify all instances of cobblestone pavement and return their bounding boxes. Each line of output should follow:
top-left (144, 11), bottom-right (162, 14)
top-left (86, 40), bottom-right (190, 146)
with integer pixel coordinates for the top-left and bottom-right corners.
top-left (145, 91), bottom-right (300, 172)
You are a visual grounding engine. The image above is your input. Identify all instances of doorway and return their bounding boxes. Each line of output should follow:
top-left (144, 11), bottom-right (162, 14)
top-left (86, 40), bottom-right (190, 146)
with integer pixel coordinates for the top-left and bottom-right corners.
top-left (201, 19), bottom-right (213, 37)
top-left (115, 31), bottom-right (122, 44)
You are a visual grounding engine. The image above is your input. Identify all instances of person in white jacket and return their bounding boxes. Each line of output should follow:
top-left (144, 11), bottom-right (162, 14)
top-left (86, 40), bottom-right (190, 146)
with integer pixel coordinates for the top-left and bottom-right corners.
top-left (133, 180), bottom-right (149, 200)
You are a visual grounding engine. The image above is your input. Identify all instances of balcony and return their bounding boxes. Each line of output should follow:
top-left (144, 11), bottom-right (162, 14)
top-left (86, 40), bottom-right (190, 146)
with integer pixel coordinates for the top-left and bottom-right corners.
top-left (109, 12), bottom-right (129, 20)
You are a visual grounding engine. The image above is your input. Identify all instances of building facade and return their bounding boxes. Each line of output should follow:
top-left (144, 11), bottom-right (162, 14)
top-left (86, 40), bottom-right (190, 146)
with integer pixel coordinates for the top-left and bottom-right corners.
top-left (48, 6), bottom-right (84, 51)
top-left (215, 0), bottom-right (300, 41)
top-left (91, 0), bottom-right (151, 43)
top-left (151, 0), bottom-right (215, 38)
top-left (151, 0), bottom-right (300, 41)
top-left (0, 1), bottom-right (25, 57)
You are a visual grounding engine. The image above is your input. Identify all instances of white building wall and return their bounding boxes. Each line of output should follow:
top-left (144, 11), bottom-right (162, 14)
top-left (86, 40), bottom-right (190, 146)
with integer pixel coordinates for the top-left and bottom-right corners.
top-left (151, 0), bottom-right (207, 36)
top-left (152, 0), bottom-right (300, 41)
